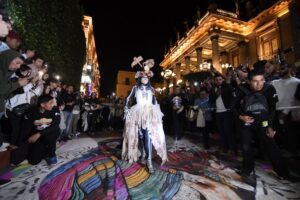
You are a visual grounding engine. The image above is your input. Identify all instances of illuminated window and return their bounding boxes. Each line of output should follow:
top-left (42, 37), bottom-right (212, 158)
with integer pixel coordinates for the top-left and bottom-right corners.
top-left (263, 42), bottom-right (271, 57)
top-left (271, 38), bottom-right (278, 52)
top-left (261, 35), bottom-right (279, 60)
top-left (125, 78), bottom-right (130, 85)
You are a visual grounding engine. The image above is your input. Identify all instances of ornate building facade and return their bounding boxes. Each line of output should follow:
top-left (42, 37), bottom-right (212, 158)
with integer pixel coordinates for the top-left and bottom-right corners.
top-left (81, 15), bottom-right (101, 96)
top-left (160, 0), bottom-right (299, 86)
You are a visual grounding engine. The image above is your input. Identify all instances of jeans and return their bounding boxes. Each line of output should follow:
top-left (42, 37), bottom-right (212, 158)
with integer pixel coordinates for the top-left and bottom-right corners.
top-left (63, 111), bottom-right (73, 137)
top-left (70, 114), bottom-right (80, 135)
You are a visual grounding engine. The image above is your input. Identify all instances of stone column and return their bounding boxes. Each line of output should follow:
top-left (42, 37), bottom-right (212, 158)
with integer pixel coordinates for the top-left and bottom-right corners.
top-left (176, 62), bottom-right (181, 83)
top-left (289, 1), bottom-right (300, 62)
top-left (238, 41), bottom-right (247, 66)
top-left (211, 35), bottom-right (221, 72)
top-left (196, 47), bottom-right (203, 67)
top-left (220, 51), bottom-right (229, 64)
top-left (185, 56), bottom-right (191, 73)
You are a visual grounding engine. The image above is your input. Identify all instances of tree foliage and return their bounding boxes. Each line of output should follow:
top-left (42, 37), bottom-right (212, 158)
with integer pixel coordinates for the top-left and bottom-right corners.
top-left (7, 0), bottom-right (86, 88)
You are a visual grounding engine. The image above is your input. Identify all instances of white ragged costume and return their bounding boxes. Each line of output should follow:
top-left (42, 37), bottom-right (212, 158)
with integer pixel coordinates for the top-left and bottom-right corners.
top-left (122, 57), bottom-right (167, 173)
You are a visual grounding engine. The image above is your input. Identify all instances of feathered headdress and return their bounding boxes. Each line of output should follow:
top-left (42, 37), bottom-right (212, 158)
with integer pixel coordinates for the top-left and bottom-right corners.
top-left (131, 56), bottom-right (155, 79)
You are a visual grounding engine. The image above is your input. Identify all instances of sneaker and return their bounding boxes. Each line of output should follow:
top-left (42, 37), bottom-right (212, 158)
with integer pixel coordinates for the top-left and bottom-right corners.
top-left (0, 143), bottom-right (10, 152)
top-left (239, 170), bottom-right (256, 187)
top-left (45, 156), bottom-right (58, 166)
top-left (75, 132), bottom-right (81, 137)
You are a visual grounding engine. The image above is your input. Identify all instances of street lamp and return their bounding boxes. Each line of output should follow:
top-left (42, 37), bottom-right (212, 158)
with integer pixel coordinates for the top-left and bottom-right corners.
top-left (55, 75), bottom-right (60, 80)
top-left (221, 63), bottom-right (232, 74)
top-left (161, 69), bottom-right (176, 94)
top-left (221, 63), bottom-right (232, 69)
top-left (199, 62), bottom-right (211, 71)
top-left (86, 64), bottom-right (92, 70)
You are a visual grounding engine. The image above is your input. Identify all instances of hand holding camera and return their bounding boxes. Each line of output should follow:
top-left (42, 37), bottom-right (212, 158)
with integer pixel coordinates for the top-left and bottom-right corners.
top-left (30, 75), bottom-right (40, 83)
top-left (18, 77), bottom-right (29, 86)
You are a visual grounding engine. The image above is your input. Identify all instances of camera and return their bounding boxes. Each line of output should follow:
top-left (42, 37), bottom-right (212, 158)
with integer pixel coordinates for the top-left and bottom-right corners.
top-left (16, 64), bottom-right (31, 78)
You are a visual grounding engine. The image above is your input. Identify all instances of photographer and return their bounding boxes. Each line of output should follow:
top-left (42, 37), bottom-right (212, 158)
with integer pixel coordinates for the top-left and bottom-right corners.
top-left (5, 64), bottom-right (42, 148)
top-left (0, 50), bottom-right (27, 148)
top-left (28, 54), bottom-right (44, 78)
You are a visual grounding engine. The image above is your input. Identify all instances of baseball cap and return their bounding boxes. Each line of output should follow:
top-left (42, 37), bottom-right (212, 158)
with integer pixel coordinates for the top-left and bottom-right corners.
top-left (7, 30), bottom-right (21, 42)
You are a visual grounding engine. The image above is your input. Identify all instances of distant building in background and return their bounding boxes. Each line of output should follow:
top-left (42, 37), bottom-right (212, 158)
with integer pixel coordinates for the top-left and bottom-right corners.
top-left (116, 70), bottom-right (136, 98)
top-left (160, 0), bottom-right (299, 90)
top-left (81, 15), bottom-right (100, 97)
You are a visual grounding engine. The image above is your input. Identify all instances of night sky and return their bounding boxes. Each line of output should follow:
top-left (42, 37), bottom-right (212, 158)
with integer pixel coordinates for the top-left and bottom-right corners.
top-left (79, 0), bottom-right (236, 96)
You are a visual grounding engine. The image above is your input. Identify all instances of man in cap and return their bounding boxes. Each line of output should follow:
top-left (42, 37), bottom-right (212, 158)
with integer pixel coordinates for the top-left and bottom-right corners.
top-left (0, 30), bottom-right (21, 53)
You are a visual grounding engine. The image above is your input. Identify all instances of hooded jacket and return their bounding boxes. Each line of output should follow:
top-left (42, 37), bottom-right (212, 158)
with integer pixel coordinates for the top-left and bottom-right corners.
top-left (0, 49), bottom-right (21, 112)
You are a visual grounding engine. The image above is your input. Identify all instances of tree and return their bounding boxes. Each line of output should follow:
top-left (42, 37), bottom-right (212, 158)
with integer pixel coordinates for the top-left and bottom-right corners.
top-left (7, 0), bottom-right (86, 89)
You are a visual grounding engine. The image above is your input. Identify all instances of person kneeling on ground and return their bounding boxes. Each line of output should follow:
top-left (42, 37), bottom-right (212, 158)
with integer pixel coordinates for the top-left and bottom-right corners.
top-left (0, 94), bottom-right (60, 170)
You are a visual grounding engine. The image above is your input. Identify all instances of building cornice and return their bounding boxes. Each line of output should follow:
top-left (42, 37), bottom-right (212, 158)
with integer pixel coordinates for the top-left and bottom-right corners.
top-left (160, 0), bottom-right (292, 68)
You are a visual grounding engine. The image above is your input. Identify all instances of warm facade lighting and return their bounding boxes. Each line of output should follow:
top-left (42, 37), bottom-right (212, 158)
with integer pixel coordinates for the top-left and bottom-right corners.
top-left (160, 0), bottom-right (293, 71)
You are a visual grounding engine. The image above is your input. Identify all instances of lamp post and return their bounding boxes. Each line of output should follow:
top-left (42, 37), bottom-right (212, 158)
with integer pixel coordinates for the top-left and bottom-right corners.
top-left (199, 62), bottom-right (212, 71)
top-left (161, 69), bottom-right (176, 95)
top-left (221, 63), bottom-right (232, 74)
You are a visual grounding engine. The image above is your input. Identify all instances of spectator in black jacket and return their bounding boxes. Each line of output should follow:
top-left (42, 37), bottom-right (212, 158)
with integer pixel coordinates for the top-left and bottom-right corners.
top-left (170, 86), bottom-right (188, 143)
top-left (0, 95), bottom-right (60, 170)
top-left (232, 69), bottom-right (297, 183)
top-left (211, 73), bottom-right (236, 154)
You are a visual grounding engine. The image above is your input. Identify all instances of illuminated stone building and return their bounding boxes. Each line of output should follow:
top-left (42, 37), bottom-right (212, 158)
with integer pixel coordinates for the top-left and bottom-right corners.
top-left (116, 70), bottom-right (136, 98)
top-left (81, 15), bottom-right (101, 96)
top-left (160, 0), bottom-right (299, 86)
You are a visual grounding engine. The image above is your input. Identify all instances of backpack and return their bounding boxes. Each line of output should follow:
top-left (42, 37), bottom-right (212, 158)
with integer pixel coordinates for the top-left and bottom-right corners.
top-left (239, 85), bottom-right (269, 116)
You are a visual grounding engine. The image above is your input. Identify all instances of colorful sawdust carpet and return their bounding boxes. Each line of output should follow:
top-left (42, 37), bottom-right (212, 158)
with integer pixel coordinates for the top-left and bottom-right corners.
top-left (38, 141), bottom-right (182, 200)
top-left (1, 137), bottom-right (299, 200)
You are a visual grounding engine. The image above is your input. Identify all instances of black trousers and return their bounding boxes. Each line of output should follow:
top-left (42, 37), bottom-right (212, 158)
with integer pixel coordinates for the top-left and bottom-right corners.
top-left (284, 114), bottom-right (300, 154)
top-left (274, 112), bottom-right (300, 153)
top-left (6, 110), bottom-right (23, 146)
top-left (10, 129), bottom-right (60, 165)
top-left (202, 120), bottom-right (213, 149)
top-left (172, 111), bottom-right (185, 140)
top-left (87, 111), bottom-right (98, 132)
top-left (241, 125), bottom-right (289, 177)
top-left (216, 111), bottom-right (236, 152)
